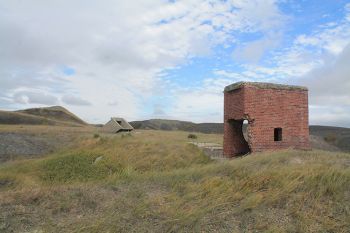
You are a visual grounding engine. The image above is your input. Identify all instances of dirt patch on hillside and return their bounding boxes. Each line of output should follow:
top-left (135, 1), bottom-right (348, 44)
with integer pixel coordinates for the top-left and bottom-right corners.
top-left (0, 130), bottom-right (93, 163)
top-left (309, 135), bottom-right (340, 152)
top-left (0, 133), bottom-right (58, 162)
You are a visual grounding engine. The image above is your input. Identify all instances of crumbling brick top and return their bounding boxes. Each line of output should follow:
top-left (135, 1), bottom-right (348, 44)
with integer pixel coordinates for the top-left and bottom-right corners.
top-left (224, 81), bottom-right (308, 92)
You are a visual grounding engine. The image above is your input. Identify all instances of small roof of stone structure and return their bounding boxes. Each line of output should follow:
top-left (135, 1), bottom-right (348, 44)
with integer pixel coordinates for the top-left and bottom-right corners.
top-left (110, 117), bottom-right (134, 130)
top-left (101, 117), bottom-right (133, 133)
top-left (224, 81), bottom-right (308, 93)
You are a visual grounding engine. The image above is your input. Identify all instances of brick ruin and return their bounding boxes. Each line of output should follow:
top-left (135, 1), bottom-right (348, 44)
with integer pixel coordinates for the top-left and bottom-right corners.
top-left (223, 82), bottom-right (310, 157)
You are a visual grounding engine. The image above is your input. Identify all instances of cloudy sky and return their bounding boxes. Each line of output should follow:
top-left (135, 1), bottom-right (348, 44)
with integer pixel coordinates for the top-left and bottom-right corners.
top-left (1, 0), bottom-right (350, 126)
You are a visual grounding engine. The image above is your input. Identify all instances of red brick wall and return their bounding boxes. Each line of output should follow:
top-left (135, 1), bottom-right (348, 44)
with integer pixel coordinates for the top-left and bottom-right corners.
top-left (223, 89), bottom-right (247, 156)
top-left (224, 85), bottom-right (310, 157)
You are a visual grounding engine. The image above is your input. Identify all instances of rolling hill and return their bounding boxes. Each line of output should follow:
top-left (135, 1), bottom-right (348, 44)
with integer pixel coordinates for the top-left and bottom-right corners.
top-left (0, 106), bottom-right (86, 126)
top-left (1, 106), bottom-right (349, 152)
top-left (130, 119), bottom-right (223, 134)
top-left (130, 119), bottom-right (350, 152)
top-left (310, 125), bottom-right (350, 152)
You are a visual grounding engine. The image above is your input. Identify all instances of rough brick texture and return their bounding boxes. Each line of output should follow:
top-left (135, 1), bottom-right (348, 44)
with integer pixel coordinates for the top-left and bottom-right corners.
top-left (224, 82), bottom-right (310, 157)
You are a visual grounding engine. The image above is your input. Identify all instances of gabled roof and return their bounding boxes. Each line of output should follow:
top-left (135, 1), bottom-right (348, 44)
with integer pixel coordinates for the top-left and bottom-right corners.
top-left (224, 82), bottom-right (308, 93)
top-left (111, 117), bottom-right (134, 130)
top-left (101, 117), bottom-right (134, 133)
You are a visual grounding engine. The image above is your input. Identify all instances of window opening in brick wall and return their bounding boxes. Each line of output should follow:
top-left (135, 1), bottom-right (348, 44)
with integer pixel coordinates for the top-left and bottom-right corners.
top-left (274, 128), bottom-right (282, 141)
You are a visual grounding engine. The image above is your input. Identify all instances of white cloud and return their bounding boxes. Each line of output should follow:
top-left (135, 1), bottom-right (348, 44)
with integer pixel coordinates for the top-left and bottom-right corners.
top-left (0, 0), bottom-right (286, 123)
top-left (61, 95), bottom-right (91, 106)
top-left (346, 3), bottom-right (350, 21)
top-left (152, 104), bottom-right (166, 117)
top-left (169, 91), bottom-right (223, 123)
top-left (310, 105), bottom-right (350, 127)
top-left (301, 43), bottom-right (350, 112)
top-left (13, 91), bottom-right (58, 105)
top-left (233, 32), bottom-right (282, 63)
top-left (167, 77), bottom-right (234, 123)
top-left (175, 3), bottom-right (350, 126)
top-left (213, 70), bottom-right (242, 80)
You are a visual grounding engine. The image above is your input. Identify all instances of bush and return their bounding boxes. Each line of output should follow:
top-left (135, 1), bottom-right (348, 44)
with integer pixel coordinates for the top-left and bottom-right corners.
top-left (93, 133), bottom-right (100, 138)
top-left (41, 153), bottom-right (122, 183)
top-left (188, 134), bottom-right (197, 139)
top-left (160, 123), bottom-right (172, 130)
top-left (0, 176), bottom-right (15, 190)
top-left (121, 132), bottom-right (132, 138)
top-left (324, 133), bottom-right (337, 143)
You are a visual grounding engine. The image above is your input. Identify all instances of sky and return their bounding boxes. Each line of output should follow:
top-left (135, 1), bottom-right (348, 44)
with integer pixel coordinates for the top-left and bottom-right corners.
top-left (0, 0), bottom-right (350, 127)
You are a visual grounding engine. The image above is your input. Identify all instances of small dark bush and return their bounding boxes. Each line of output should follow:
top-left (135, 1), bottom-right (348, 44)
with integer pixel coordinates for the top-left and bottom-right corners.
top-left (188, 134), bottom-right (197, 139)
top-left (93, 133), bottom-right (100, 138)
top-left (0, 177), bottom-right (15, 190)
top-left (324, 134), bottom-right (337, 143)
top-left (121, 132), bottom-right (132, 138)
top-left (160, 123), bottom-right (172, 130)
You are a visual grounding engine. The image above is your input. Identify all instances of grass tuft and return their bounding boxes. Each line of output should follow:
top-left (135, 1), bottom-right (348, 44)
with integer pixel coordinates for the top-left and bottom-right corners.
top-left (40, 153), bottom-right (122, 183)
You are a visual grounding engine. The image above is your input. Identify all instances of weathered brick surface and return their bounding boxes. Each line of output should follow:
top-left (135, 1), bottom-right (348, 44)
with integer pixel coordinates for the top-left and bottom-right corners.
top-left (223, 82), bottom-right (310, 157)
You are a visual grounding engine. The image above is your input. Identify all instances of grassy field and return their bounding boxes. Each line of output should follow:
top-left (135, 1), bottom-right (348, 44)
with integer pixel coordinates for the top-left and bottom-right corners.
top-left (0, 128), bottom-right (349, 232)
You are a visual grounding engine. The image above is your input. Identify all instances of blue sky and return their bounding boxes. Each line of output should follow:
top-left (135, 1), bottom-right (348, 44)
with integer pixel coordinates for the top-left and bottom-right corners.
top-left (1, 0), bottom-right (350, 126)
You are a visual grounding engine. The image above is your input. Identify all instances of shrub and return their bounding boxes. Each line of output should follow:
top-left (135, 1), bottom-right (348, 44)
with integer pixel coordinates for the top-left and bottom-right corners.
top-left (41, 153), bottom-right (122, 183)
top-left (121, 132), bottom-right (132, 138)
top-left (93, 133), bottom-right (100, 138)
top-left (188, 134), bottom-right (197, 139)
top-left (160, 123), bottom-right (172, 130)
top-left (324, 133), bottom-right (337, 143)
top-left (0, 176), bottom-right (15, 190)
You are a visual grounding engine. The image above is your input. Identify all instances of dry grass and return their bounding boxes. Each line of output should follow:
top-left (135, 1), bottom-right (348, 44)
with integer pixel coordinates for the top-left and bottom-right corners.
top-left (0, 128), bottom-right (349, 232)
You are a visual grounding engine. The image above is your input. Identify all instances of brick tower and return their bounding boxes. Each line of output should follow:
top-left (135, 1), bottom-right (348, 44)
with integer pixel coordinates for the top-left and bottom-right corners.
top-left (223, 82), bottom-right (310, 157)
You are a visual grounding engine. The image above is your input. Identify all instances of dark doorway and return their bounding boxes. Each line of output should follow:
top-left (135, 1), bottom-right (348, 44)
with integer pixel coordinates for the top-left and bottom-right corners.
top-left (227, 119), bottom-right (250, 155)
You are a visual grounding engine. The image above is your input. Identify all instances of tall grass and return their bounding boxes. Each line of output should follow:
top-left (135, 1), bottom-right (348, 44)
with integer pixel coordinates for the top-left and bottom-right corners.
top-left (0, 130), bottom-right (349, 232)
top-left (41, 153), bottom-right (123, 183)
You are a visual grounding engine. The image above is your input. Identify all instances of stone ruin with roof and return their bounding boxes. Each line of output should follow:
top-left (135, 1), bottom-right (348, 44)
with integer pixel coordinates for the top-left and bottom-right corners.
top-left (101, 117), bottom-right (134, 133)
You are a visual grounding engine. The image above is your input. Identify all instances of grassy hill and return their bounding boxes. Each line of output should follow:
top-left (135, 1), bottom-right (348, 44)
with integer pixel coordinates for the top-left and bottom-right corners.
top-left (0, 130), bottom-right (349, 232)
top-left (0, 110), bottom-right (59, 125)
top-left (131, 119), bottom-right (350, 152)
top-left (17, 106), bottom-right (86, 125)
top-left (0, 106), bottom-right (86, 126)
top-left (310, 125), bottom-right (350, 152)
top-left (130, 119), bottom-right (224, 134)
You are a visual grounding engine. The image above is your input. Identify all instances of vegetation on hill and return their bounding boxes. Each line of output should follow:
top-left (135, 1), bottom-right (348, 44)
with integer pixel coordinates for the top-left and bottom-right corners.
top-left (0, 130), bottom-right (349, 232)
top-left (17, 106), bottom-right (87, 125)
top-left (130, 119), bottom-right (224, 134)
top-left (1, 106), bottom-right (349, 152)
top-left (0, 110), bottom-right (59, 125)
top-left (131, 119), bottom-right (350, 152)
top-left (0, 106), bottom-right (86, 126)
top-left (310, 125), bottom-right (350, 152)
top-left (0, 125), bottom-right (96, 162)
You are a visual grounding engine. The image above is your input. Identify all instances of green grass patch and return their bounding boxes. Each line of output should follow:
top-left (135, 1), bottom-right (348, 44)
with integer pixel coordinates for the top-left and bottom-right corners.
top-left (40, 153), bottom-right (122, 183)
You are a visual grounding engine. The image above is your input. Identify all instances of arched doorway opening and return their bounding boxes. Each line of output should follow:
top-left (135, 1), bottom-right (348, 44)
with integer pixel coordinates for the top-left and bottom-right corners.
top-left (242, 119), bottom-right (249, 143)
top-left (227, 119), bottom-right (250, 155)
